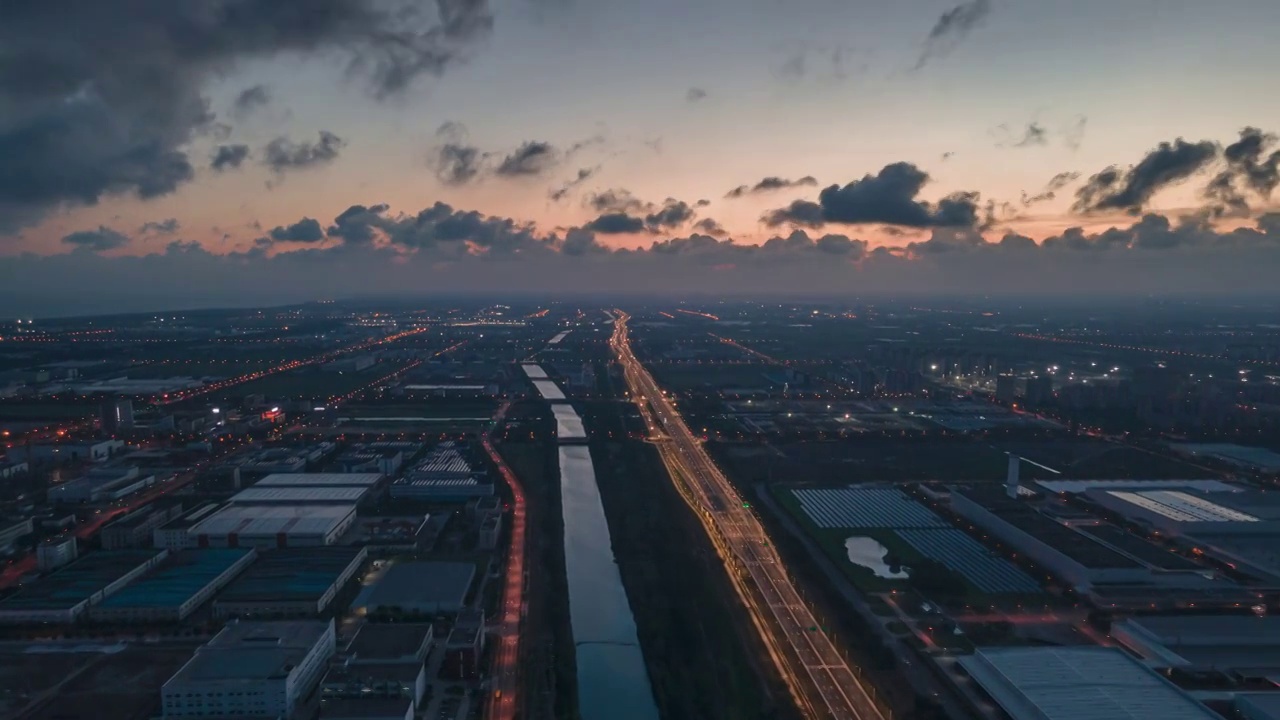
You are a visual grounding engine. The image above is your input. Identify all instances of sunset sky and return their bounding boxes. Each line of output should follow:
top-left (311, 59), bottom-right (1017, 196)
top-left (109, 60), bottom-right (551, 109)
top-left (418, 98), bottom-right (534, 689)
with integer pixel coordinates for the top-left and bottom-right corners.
top-left (4, 0), bottom-right (1280, 313)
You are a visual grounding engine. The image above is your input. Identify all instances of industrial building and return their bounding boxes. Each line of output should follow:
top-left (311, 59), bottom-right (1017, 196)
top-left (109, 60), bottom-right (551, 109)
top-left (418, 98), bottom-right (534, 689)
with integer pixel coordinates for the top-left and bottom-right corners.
top-left (48, 466), bottom-right (155, 503)
top-left (478, 515), bottom-right (502, 550)
top-left (187, 503), bottom-right (357, 549)
top-left (389, 442), bottom-right (491, 501)
top-left (1112, 615), bottom-right (1280, 680)
top-left (352, 561), bottom-right (474, 616)
top-left (102, 501), bottom-right (186, 549)
top-left (92, 549), bottom-right (256, 623)
top-left (950, 487), bottom-right (1227, 593)
top-left (1085, 487), bottom-right (1276, 533)
top-left (254, 472), bottom-right (383, 489)
top-left (229, 485), bottom-right (371, 506)
top-left (10, 439), bottom-right (124, 464)
top-left (213, 547), bottom-right (367, 619)
top-left (321, 661), bottom-right (428, 709)
top-left (344, 623), bottom-right (434, 665)
top-left (0, 550), bottom-right (165, 624)
top-left (0, 517), bottom-right (33, 551)
top-left (337, 445), bottom-right (411, 475)
top-left (441, 610), bottom-right (486, 680)
top-left (224, 442), bottom-right (337, 476)
top-left (1239, 694), bottom-right (1280, 720)
top-left (958, 647), bottom-right (1220, 720)
top-left (160, 619), bottom-right (336, 718)
top-left (154, 504), bottom-right (220, 551)
top-left (319, 698), bottom-right (413, 720)
top-left (36, 535), bottom-right (77, 571)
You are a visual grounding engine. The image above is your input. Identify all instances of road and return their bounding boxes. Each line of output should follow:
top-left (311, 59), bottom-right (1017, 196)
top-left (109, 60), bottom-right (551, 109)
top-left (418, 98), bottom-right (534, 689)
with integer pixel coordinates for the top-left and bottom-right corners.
top-left (611, 311), bottom-right (885, 720)
top-left (483, 402), bottom-right (527, 720)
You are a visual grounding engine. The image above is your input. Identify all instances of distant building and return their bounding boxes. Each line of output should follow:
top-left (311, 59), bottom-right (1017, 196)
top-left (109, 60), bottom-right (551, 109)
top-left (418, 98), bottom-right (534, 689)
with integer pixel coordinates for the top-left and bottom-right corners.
top-left (92, 548), bottom-right (256, 623)
top-left (0, 517), bottom-right (33, 552)
top-left (478, 515), bottom-right (502, 551)
top-left (1023, 375), bottom-right (1053, 405)
top-left (995, 374), bottom-right (1018, 402)
top-left (154, 504), bottom-right (221, 551)
top-left (10, 439), bottom-right (124, 464)
top-left (389, 442), bottom-right (491, 501)
top-left (102, 501), bottom-right (185, 549)
top-left (352, 561), bottom-right (474, 617)
top-left (0, 457), bottom-right (28, 479)
top-left (213, 547), bottom-right (367, 619)
top-left (48, 466), bottom-right (154, 503)
top-left (100, 398), bottom-right (135, 433)
top-left (440, 610), bottom-right (486, 680)
top-left (160, 619), bottom-right (336, 718)
top-left (36, 536), bottom-right (77, 571)
top-left (188, 503), bottom-right (357, 549)
top-left (0, 550), bottom-right (165, 624)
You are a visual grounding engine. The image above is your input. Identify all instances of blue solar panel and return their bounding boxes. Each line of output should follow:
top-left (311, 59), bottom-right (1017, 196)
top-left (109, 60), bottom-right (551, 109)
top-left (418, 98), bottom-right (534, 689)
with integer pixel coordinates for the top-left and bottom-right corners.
top-left (792, 487), bottom-right (947, 529)
top-left (895, 528), bottom-right (1041, 594)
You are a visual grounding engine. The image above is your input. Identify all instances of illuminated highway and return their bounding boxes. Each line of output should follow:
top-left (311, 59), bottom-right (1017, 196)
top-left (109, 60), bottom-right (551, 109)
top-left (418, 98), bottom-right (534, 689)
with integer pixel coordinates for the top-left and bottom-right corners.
top-left (611, 311), bottom-right (885, 720)
top-left (483, 402), bottom-right (527, 720)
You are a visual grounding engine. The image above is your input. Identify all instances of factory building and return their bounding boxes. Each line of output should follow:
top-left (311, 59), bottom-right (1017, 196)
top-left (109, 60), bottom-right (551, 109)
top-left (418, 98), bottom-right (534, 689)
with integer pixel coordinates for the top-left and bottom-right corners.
top-left (102, 501), bottom-right (186, 549)
top-left (229, 485), bottom-right (371, 506)
top-left (154, 504), bottom-right (221, 551)
top-left (10, 439), bottom-right (124, 464)
top-left (160, 619), bottom-right (336, 718)
top-left (36, 535), bottom-right (77, 571)
top-left (958, 647), bottom-right (1220, 720)
top-left (390, 442), bottom-right (491, 501)
top-left (213, 547), bottom-right (367, 619)
top-left (321, 662), bottom-right (428, 710)
top-left (188, 503), bottom-right (357, 549)
top-left (343, 623), bottom-right (434, 665)
top-left (254, 472), bottom-right (383, 489)
top-left (92, 549), bottom-right (256, 623)
top-left (48, 466), bottom-right (155, 503)
top-left (0, 517), bottom-right (34, 552)
top-left (0, 550), bottom-right (165, 624)
top-left (1112, 616), bottom-right (1280, 680)
top-left (352, 561), bottom-right (474, 617)
top-left (440, 610), bottom-right (486, 680)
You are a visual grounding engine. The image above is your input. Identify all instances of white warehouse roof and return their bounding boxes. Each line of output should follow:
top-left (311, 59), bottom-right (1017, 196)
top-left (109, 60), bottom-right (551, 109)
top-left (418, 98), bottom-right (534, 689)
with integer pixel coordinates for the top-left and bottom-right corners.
top-left (255, 473), bottom-right (383, 488)
top-left (959, 647), bottom-right (1220, 720)
top-left (190, 504), bottom-right (355, 539)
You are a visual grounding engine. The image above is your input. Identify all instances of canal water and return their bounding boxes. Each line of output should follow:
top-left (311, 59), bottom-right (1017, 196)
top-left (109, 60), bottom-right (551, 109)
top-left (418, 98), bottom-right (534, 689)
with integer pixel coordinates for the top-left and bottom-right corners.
top-left (558, 443), bottom-right (659, 720)
top-left (523, 363), bottom-right (658, 719)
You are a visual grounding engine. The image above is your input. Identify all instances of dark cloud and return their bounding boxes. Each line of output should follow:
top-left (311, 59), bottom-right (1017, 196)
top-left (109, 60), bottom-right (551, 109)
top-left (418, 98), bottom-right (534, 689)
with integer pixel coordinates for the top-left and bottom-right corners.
top-left (1074, 138), bottom-right (1219, 214)
top-left (1204, 127), bottom-right (1280, 218)
top-left (263, 131), bottom-right (345, 173)
top-left (696, 199), bottom-right (711, 207)
top-left (686, 87), bottom-right (708, 103)
top-left (232, 84), bottom-right (271, 118)
top-left (725, 176), bottom-right (820, 199)
top-left (559, 228), bottom-right (607, 256)
top-left (327, 203), bottom-right (390, 244)
top-left (763, 162), bottom-right (981, 229)
top-left (1014, 122), bottom-right (1049, 148)
top-left (693, 218), bottom-right (728, 236)
top-left (432, 143), bottom-right (484, 186)
top-left (914, 0), bottom-right (992, 70)
top-left (645, 199), bottom-right (696, 232)
top-left (1021, 171), bottom-right (1080, 206)
top-left (495, 141), bottom-right (558, 177)
top-left (941, 152), bottom-right (956, 161)
top-left (583, 212), bottom-right (646, 234)
top-left (139, 218), bottom-right (180, 235)
top-left (0, 0), bottom-right (494, 235)
top-left (210, 144), bottom-right (251, 172)
top-left (586, 188), bottom-right (649, 214)
top-left (60, 226), bottom-right (130, 253)
top-left (269, 217), bottom-right (325, 243)
top-left (777, 53), bottom-right (807, 80)
top-left (549, 168), bottom-right (596, 202)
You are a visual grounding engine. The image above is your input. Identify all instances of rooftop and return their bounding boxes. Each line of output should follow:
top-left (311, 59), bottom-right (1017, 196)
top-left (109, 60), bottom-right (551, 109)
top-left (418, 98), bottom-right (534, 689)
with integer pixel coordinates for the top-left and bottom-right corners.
top-left (354, 561), bottom-right (474, 613)
top-left (167, 619), bottom-right (332, 685)
top-left (189, 503), bottom-right (355, 538)
top-left (958, 646), bottom-right (1220, 720)
top-left (96, 549), bottom-right (253, 610)
top-left (230, 486), bottom-right (369, 504)
top-left (320, 697), bottom-right (413, 719)
top-left (0, 550), bottom-right (161, 611)
top-left (255, 472), bottom-right (382, 488)
top-left (346, 623), bottom-right (433, 661)
top-left (216, 547), bottom-right (366, 603)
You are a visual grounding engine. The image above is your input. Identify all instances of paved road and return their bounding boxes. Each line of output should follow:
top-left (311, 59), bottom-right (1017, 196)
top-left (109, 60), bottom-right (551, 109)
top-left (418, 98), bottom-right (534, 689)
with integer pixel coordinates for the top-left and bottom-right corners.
top-left (483, 402), bottom-right (527, 720)
top-left (611, 311), bottom-right (885, 720)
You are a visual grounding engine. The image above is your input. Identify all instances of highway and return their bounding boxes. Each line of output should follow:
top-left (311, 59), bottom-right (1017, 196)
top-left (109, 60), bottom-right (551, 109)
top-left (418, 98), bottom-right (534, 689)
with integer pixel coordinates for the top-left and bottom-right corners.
top-left (483, 402), bottom-right (527, 720)
top-left (611, 311), bottom-right (885, 720)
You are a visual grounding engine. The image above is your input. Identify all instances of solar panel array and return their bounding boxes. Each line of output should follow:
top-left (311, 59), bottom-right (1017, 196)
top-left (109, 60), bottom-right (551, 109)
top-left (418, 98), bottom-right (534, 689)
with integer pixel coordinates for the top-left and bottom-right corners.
top-left (792, 487), bottom-right (948, 529)
top-left (895, 528), bottom-right (1041, 594)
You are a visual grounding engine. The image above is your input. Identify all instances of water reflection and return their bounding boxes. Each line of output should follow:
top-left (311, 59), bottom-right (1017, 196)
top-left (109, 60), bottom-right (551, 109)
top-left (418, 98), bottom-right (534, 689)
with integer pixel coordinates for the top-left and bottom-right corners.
top-left (844, 536), bottom-right (909, 579)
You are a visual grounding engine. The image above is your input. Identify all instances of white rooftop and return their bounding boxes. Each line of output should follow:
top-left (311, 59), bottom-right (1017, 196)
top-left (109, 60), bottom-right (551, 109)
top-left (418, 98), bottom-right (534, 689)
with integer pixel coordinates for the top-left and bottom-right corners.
top-left (190, 504), bottom-right (355, 538)
top-left (958, 646), bottom-right (1220, 720)
top-left (1106, 490), bottom-right (1260, 523)
top-left (532, 380), bottom-right (566, 400)
top-left (1036, 479), bottom-right (1241, 495)
top-left (255, 473), bottom-right (382, 487)
top-left (552, 405), bottom-right (586, 439)
top-left (520, 364), bottom-right (548, 379)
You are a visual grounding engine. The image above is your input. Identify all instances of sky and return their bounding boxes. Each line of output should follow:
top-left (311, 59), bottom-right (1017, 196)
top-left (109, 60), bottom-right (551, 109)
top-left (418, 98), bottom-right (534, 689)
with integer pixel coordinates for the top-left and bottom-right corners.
top-left (3, 0), bottom-right (1280, 314)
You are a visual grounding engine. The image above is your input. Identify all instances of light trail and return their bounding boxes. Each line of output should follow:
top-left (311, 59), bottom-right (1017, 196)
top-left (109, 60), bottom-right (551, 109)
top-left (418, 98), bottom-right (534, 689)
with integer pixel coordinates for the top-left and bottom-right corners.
top-left (482, 402), bottom-right (527, 720)
top-left (611, 311), bottom-right (885, 720)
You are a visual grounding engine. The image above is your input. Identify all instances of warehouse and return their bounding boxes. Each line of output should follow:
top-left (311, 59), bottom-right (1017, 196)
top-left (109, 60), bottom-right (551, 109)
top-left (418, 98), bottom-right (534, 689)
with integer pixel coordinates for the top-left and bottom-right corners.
top-left (154, 504), bottom-right (220, 551)
top-left (92, 549), bottom-right (256, 623)
top-left (353, 561), bottom-right (474, 616)
top-left (390, 443), bottom-right (491, 501)
top-left (229, 485), bottom-right (371, 505)
top-left (254, 472), bottom-right (383, 488)
top-left (213, 547), bottom-right (368, 619)
top-left (161, 619), bottom-right (336, 718)
top-left (1085, 487), bottom-right (1270, 533)
top-left (0, 550), bottom-right (165, 624)
top-left (188, 504), bottom-right (356, 549)
top-left (1112, 615), bottom-right (1280, 678)
top-left (958, 647), bottom-right (1220, 720)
